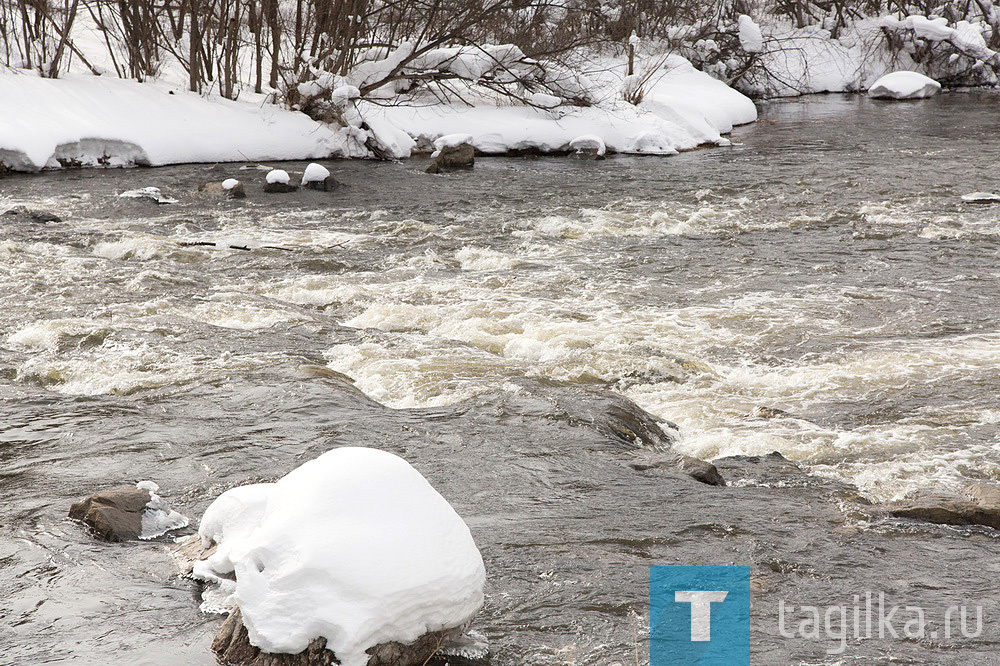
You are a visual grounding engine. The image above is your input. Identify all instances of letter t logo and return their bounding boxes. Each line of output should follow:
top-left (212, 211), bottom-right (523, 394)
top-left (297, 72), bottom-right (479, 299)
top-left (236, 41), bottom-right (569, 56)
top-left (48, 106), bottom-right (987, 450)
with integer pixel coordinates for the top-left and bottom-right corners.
top-left (674, 591), bottom-right (729, 641)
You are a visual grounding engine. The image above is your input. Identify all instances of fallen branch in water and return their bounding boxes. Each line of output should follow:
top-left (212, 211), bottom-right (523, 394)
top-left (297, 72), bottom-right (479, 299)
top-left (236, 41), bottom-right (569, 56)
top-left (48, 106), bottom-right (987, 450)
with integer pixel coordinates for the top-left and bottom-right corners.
top-left (179, 241), bottom-right (294, 252)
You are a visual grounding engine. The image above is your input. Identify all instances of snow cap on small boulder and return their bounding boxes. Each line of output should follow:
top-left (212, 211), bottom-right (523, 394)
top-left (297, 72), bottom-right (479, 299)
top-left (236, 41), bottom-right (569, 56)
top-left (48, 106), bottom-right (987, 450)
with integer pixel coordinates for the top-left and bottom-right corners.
top-left (263, 169), bottom-right (297, 193)
top-left (429, 134), bottom-right (475, 171)
top-left (302, 163), bottom-right (335, 191)
top-left (868, 71), bottom-right (941, 100)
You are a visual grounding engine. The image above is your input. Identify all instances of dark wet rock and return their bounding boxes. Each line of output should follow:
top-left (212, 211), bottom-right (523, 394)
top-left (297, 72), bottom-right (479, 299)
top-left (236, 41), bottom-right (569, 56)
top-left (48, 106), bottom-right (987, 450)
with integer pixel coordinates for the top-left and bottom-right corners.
top-left (69, 487), bottom-right (150, 542)
top-left (431, 142), bottom-right (475, 171)
top-left (213, 605), bottom-right (463, 666)
top-left (263, 182), bottom-right (298, 194)
top-left (424, 162), bottom-right (441, 174)
top-left (888, 483), bottom-right (1000, 530)
top-left (715, 452), bottom-right (823, 487)
top-left (494, 380), bottom-right (677, 450)
top-left (627, 452), bottom-right (724, 486)
top-left (678, 455), bottom-right (726, 486)
top-left (2, 205), bottom-right (62, 223)
top-left (303, 177), bottom-right (337, 192)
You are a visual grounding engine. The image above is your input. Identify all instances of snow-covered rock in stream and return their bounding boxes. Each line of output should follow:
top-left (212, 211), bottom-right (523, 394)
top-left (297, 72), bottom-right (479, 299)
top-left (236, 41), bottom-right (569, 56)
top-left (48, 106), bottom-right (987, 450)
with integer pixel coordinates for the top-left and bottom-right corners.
top-left (191, 447), bottom-right (485, 666)
top-left (868, 71), bottom-right (942, 99)
top-left (263, 169), bottom-right (297, 193)
top-left (69, 481), bottom-right (189, 542)
top-left (302, 163), bottom-right (334, 191)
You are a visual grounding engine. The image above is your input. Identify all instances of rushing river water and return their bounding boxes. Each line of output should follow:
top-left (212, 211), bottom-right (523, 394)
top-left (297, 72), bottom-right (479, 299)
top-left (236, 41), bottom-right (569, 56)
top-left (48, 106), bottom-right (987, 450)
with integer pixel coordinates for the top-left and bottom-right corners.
top-left (2, 91), bottom-right (1000, 665)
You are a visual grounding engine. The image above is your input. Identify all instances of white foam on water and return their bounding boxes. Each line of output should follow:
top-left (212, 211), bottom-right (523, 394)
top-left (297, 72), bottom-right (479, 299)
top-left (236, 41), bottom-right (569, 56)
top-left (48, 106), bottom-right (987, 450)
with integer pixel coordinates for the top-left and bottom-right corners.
top-left (260, 277), bottom-right (375, 307)
top-left (6, 318), bottom-right (110, 352)
top-left (629, 333), bottom-right (1000, 501)
top-left (455, 246), bottom-right (527, 271)
top-left (310, 238), bottom-right (1000, 500)
top-left (92, 235), bottom-right (171, 261)
top-left (324, 338), bottom-right (516, 408)
top-left (177, 293), bottom-right (305, 331)
top-left (16, 338), bottom-right (271, 396)
top-left (509, 198), bottom-right (786, 240)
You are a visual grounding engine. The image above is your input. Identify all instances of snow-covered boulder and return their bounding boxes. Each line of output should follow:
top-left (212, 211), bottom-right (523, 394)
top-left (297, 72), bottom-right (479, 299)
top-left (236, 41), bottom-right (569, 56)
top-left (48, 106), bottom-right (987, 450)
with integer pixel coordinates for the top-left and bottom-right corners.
top-left (302, 163), bottom-right (334, 191)
top-left (263, 169), bottom-right (297, 193)
top-left (192, 447), bottom-right (485, 666)
top-left (221, 178), bottom-right (246, 199)
top-left (428, 133), bottom-right (475, 171)
top-left (868, 71), bottom-right (941, 100)
top-left (569, 134), bottom-right (606, 159)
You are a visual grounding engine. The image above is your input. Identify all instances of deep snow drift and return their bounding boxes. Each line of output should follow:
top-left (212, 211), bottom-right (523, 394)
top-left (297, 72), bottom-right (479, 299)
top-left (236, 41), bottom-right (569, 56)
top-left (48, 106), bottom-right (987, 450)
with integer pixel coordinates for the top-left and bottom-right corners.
top-left (0, 72), bottom-right (354, 171)
top-left (363, 55), bottom-right (756, 158)
top-left (192, 447), bottom-right (485, 666)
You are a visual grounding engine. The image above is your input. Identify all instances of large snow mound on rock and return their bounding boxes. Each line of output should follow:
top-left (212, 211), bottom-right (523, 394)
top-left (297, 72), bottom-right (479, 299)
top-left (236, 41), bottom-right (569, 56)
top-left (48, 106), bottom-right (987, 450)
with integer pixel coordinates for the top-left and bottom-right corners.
top-left (868, 71), bottom-right (941, 100)
top-left (192, 447), bottom-right (485, 666)
top-left (0, 71), bottom-right (346, 171)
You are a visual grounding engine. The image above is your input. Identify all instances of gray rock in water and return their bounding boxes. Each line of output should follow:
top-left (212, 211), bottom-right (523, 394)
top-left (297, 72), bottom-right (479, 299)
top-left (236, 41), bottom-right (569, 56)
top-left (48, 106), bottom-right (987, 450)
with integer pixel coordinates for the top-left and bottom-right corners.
top-left (889, 483), bottom-right (1000, 530)
top-left (69, 487), bottom-right (150, 542)
top-left (628, 452), bottom-right (725, 486)
top-left (2, 205), bottom-right (62, 223)
top-left (303, 177), bottom-right (337, 192)
top-left (430, 143), bottom-right (475, 171)
top-left (199, 181), bottom-right (247, 199)
top-left (678, 455), bottom-right (726, 486)
top-left (212, 605), bottom-right (464, 666)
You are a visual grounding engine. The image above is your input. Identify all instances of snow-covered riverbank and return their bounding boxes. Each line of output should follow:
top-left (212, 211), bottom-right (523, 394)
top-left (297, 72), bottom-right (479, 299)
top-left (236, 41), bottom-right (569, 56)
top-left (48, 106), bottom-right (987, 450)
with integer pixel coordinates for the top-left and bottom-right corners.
top-left (0, 53), bottom-right (755, 171)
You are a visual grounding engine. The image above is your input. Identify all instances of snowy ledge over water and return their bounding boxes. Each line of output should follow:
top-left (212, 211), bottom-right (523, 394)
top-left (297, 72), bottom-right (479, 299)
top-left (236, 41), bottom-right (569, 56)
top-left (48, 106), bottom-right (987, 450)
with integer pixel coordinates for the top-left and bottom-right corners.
top-left (0, 55), bottom-right (756, 172)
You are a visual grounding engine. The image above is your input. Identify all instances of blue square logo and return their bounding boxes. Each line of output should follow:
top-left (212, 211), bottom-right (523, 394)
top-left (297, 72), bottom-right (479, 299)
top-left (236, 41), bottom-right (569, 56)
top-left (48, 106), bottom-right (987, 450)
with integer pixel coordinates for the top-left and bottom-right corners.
top-left (650, 566), bottom-right (752, 665)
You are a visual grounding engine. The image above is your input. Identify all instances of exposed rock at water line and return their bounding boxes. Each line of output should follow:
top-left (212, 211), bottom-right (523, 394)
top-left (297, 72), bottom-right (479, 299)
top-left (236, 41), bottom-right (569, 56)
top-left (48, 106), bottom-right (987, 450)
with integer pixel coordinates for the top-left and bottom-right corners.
top-left (69, 481), bottom-right (189, 542)
top-left (887, 483), bottom-right (1000, 530)
top-left (302, 163), bottom-right (337, 191)
top-left (2, 205), bottom-right (62, 223)
top-left (69, 487), bottom-right (148, 541)
top-left (213, 606), bottom-right (468, 666)
top-left (427, 134), bottom-right (475, 173)
top-left (264, 169), bottom-right (298, 193)
top-left (199, 179), bottom-right (247, 199)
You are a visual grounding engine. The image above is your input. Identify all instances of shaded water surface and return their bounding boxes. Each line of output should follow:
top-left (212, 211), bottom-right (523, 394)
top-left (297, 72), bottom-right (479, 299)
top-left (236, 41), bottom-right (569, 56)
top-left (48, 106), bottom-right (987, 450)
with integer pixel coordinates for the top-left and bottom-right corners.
top-left (1, 91), bottom-right (999, 664)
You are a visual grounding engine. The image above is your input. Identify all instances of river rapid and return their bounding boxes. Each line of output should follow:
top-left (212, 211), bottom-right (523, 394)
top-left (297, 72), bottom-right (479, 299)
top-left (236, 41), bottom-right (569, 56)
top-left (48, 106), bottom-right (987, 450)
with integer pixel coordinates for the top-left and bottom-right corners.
top-left (1, 91), bottom-right (999, 664)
